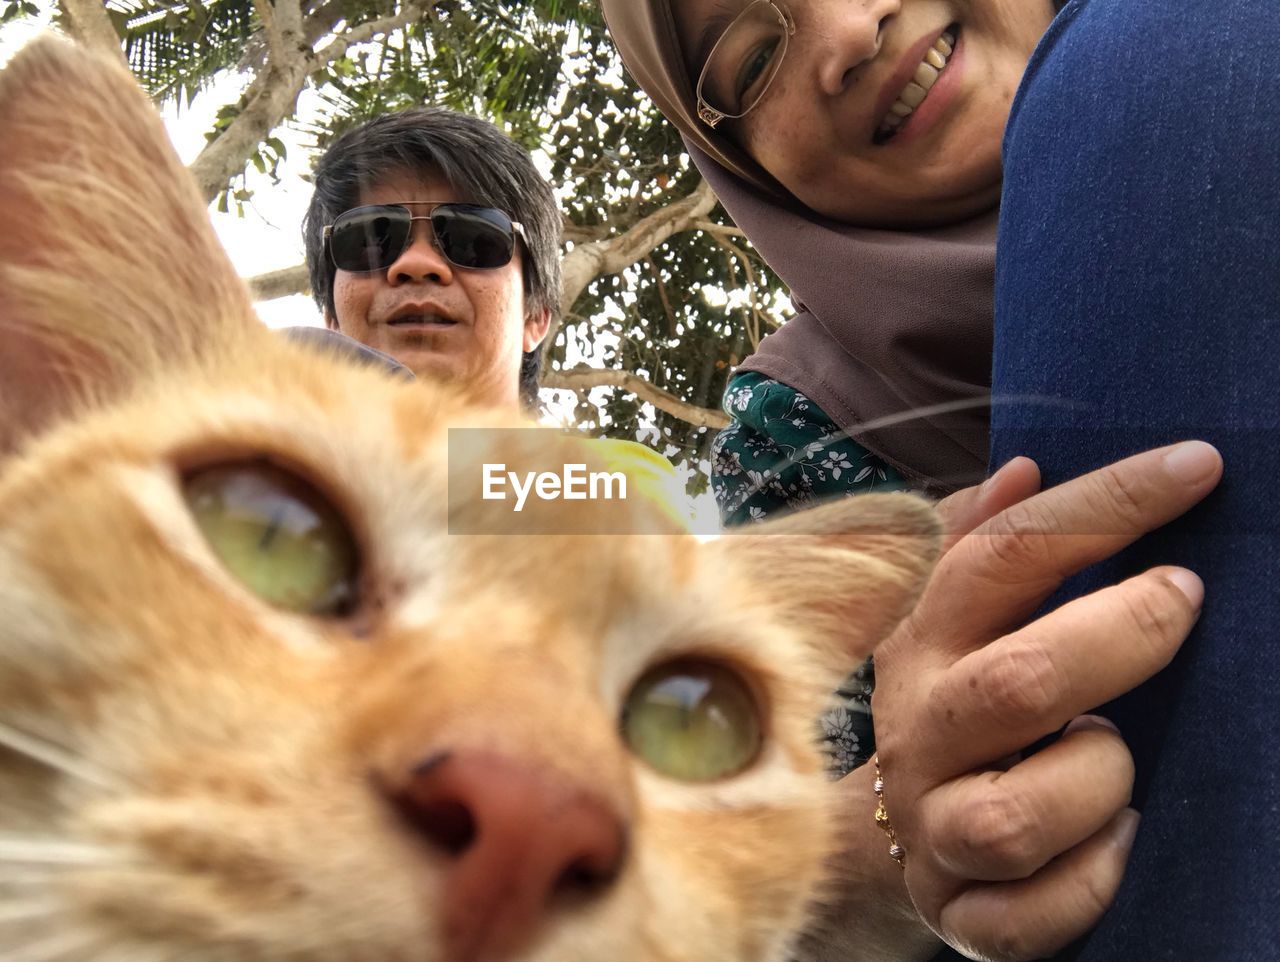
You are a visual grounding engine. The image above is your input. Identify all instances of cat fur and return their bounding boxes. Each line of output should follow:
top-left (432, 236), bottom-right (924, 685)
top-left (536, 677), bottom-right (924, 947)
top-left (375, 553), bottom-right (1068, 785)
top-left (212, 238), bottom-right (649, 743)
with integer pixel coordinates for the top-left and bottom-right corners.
top-left (0, 37), bottom-right (940, 962)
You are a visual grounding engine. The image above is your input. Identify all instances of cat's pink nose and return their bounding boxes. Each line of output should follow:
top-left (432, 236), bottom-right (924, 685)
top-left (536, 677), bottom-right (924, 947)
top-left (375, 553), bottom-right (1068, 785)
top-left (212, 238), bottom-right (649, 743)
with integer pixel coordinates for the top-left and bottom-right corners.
top-left (393, 751), bottom-right (626, 962)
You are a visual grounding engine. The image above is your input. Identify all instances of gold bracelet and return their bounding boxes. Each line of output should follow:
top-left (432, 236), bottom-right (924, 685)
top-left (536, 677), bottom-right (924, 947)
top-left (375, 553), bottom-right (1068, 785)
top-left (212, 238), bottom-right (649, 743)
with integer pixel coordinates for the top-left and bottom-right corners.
top-left (873, 755), bottom-right (906, 867)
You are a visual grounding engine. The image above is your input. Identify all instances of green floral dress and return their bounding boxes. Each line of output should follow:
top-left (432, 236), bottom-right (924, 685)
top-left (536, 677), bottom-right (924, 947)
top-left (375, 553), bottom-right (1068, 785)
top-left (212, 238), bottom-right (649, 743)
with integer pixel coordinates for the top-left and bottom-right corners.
top-left (712, 373), bottom-right (908, 522)
top-left (711, 372), bottom-right (910, 776)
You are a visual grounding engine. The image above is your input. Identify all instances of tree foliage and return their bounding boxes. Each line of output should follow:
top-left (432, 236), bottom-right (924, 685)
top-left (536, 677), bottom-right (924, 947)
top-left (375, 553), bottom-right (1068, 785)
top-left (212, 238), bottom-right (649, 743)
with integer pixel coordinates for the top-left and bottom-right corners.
top-left (110, 0), bottom-right (257, 105)
top-left (30, 0), bottom-right (790, 486)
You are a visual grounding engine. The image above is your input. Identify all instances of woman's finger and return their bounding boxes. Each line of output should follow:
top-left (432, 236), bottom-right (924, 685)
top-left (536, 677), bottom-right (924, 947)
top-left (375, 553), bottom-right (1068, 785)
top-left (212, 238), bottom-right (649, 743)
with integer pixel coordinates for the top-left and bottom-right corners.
top-left (923, 441), bottom-right (1220, 649)
top-left (935, 809), bottom-right (1141, 962)
top-left (919, 567), bottom-right (1201, 775)
top-left (918, 717), bottom-right (1133, 883)
top-left (934, 456), bottom-right (1041, 555)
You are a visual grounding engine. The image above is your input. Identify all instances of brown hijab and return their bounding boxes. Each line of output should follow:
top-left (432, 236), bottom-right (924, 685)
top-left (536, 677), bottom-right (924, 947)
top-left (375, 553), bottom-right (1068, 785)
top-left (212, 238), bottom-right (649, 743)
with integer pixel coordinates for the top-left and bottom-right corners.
top-left (601, 0), bottom-right (996, 494)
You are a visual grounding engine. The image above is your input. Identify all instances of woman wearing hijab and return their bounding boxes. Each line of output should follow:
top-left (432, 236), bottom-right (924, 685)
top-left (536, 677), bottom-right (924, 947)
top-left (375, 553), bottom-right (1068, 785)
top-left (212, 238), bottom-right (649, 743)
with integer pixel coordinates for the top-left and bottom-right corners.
top-left (601, 1), bottom-right (1279, 961)
top-left (608, 0), bottom-right (1054, 517)
top-left (607, 0), bottom-right (1058, 784)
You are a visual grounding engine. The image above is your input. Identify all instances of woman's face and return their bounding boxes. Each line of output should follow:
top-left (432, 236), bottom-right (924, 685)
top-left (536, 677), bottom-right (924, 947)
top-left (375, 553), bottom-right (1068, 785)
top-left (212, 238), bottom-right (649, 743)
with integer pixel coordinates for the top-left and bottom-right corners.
top-left (673, 0), bottom-right (1055, 227)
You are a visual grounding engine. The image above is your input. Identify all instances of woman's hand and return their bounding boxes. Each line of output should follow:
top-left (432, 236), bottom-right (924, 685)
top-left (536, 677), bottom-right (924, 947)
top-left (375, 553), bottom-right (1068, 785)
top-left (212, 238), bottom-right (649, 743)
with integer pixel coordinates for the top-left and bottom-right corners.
top-left (868, 441), bottom-right (1221, 961)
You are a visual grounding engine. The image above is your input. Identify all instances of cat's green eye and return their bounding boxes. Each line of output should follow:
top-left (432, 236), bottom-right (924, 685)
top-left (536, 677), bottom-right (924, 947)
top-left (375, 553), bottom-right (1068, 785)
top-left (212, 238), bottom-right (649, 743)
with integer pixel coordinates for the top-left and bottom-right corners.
top-left (184, 463), bottom-right (358, 616)
top-left (621, 660), bottom-right (762, 781)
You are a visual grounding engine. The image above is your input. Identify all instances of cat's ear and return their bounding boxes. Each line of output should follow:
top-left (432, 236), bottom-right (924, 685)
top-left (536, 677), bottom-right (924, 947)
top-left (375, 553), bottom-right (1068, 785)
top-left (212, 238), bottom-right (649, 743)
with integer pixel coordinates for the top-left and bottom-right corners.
top-left (0, 36), bottom-right (262, 458)
top-left (711, 493), bottom-right (941, 665)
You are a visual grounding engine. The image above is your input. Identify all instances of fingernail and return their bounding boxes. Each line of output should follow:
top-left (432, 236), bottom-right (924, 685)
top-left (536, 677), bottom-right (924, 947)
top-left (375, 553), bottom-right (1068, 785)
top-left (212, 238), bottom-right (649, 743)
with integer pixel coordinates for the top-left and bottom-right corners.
top-left (1064, 714), bottom-right (1121, 736)
top-left (1163, 441), bottom-right (1220, 484)
top-left (1112, 808), bottom-right (1141, 852)
top-left (1164, 568), bottom-right (1204, 608)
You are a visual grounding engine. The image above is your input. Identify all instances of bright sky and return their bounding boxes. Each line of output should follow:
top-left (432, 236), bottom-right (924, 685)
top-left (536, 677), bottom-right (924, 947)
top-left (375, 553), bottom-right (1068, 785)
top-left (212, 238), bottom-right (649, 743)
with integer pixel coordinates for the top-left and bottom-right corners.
top-left (0, 14), bottom-right (722, 531)
top-left (1, 12), bottom-right (321, 327)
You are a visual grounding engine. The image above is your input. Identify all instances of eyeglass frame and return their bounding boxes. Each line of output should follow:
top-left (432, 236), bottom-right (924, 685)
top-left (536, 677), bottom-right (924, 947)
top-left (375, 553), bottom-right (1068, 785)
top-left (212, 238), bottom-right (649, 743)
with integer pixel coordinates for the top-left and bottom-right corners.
top-left (695, 0), bottom-right (797, 129)
top-left (322, 201), bottom-right (526, 274)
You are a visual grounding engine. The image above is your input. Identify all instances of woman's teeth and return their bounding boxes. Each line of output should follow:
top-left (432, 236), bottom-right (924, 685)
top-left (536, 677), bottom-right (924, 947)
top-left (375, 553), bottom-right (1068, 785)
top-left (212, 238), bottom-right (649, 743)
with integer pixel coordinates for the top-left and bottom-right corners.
top-left (877, 30), bottom-right (956, 141)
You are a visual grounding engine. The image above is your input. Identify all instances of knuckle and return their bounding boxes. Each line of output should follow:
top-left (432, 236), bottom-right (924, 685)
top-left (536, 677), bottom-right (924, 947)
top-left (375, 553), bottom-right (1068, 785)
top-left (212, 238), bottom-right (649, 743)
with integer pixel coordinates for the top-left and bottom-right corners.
top-left (1089, 465), bottom-right (1149, 533)
top-left (923, 672), bottom-right (961, 732)
top-left (1120, 577), bottom-right (1186, 651)
top-left (974, 643), bottom-right (1067, 728)
top-left (982, 505), bottom-right (1059, 574)
top-left (952, 787), bottom-right (1045, 876)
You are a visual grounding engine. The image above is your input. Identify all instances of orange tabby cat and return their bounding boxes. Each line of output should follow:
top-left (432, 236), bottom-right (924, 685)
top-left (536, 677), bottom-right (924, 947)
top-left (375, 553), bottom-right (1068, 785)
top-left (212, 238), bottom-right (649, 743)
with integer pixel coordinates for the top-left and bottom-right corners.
top-left (0, 38), bottom-right (939, 962)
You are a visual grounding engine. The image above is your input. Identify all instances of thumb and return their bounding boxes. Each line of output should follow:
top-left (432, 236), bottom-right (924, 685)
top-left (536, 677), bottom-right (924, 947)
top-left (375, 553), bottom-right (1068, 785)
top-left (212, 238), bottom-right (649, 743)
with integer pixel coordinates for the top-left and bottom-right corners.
top-left (935, 456), bottom-right (1041, 554)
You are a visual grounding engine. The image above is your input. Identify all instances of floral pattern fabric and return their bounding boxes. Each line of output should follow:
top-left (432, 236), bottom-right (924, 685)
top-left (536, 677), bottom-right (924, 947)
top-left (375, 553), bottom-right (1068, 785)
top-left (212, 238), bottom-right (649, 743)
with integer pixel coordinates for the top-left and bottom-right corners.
top-left (712, 372), bottom-right (907, 526)
top-left (712, 372), bottom-right (910, 777)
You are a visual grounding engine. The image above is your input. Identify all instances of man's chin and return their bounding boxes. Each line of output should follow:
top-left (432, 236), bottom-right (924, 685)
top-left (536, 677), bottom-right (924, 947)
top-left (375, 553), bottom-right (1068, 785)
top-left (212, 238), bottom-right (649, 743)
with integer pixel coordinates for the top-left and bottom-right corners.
top-left (397, 351), bottom-right (458, 383)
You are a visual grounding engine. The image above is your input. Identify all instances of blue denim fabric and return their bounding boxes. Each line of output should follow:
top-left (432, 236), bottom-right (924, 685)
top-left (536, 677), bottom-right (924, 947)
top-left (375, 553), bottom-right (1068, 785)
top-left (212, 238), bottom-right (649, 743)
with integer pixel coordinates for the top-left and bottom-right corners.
top-left (987, 0), bottom-right (1280, 957)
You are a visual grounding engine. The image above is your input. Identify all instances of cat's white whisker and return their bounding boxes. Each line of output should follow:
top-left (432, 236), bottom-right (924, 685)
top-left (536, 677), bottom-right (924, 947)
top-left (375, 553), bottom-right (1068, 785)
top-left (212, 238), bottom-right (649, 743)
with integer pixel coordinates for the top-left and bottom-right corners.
top-left (731, 394), bottom-right (1081, 505)
top-left (0, 837), bottom-right (120, 867)
top-left (0, 721), bottom-right (122, 791)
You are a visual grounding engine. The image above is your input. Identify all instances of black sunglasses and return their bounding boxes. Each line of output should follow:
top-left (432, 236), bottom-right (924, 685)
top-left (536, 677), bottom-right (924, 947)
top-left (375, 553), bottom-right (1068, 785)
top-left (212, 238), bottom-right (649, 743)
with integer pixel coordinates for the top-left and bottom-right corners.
top-left (323, 202), bottom-right (525, 273)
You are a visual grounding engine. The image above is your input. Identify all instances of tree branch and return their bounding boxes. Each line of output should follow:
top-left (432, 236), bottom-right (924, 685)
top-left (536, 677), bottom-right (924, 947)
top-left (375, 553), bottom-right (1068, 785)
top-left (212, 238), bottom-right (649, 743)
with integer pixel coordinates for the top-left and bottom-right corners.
top-left (189, 1), bottom-right (432, 203)
top-left (562, 219), bottom-right (610, 244)
top-left (272, 0), bottom-right (304, 39)
top-left (189, 57), bottom-right (309, 203)
top-left (709, 231), bottom-right (776, 348)
top-left (57, 0), bottom-right (128, 70)
top-left (253, 0), bottom-right (284, 61)
top-left (646, 257), bottom-right (677, 338)
top-left (558, 178), bottom-right (718, 314)
top-left (542, 367), bottom-right (729, 430)
top-left (246, 264), bottom-right (311, 302)
top-left (694, 220), bottom-right (746, 239)
top-left (313, 2), bottom-right (429, 55)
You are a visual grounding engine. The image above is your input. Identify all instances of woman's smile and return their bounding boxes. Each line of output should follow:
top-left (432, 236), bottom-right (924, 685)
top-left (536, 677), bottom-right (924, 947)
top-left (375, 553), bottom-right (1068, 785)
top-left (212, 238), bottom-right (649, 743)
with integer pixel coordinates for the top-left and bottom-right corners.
top-left (671, 0), bottom-right (1057, 227)
top-left (873, 26), bottom-right (959, 144)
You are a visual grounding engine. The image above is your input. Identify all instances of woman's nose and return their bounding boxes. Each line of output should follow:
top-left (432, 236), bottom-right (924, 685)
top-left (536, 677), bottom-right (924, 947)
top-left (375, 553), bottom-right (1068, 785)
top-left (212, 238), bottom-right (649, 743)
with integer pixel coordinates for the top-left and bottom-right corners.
top-left (385, 219), bottom-right (454, 285)
top-left (812, 0), bottom-right (900, 96)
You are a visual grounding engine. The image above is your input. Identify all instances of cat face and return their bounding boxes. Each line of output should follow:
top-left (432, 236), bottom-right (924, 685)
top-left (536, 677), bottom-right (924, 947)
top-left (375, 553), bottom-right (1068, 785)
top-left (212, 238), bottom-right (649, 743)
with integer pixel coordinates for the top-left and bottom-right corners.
top-left (0, 39), bottom-right (939, 962)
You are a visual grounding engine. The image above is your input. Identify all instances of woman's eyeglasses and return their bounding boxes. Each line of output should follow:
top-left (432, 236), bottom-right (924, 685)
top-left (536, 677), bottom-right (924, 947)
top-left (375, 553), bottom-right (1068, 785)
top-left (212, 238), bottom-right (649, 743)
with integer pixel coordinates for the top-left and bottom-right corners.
top-left (696, 0), bottom-right (796, 129)
top-left (324, 202), bottom-right (525, 273)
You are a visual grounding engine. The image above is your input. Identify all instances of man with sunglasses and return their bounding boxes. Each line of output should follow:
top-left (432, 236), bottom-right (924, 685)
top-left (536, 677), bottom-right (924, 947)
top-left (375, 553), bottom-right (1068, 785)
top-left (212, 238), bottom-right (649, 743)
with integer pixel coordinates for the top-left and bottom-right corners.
top-left (302, 107), bottom-right (561, 412)
top-left (297, 106), bottom-right (695, 531)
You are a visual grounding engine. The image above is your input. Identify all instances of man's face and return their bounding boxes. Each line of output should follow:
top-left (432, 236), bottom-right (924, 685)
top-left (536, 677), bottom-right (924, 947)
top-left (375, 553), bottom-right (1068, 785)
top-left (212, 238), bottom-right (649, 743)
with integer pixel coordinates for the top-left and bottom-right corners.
top-left (325, 168), bottom-right (548, 410)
